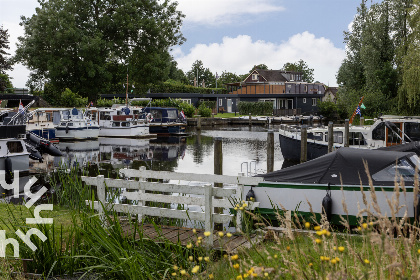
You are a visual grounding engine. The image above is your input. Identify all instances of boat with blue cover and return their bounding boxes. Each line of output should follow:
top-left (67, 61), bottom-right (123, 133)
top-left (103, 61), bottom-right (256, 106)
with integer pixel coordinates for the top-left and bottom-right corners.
top-left (140, 107), bottom-right (187, 135)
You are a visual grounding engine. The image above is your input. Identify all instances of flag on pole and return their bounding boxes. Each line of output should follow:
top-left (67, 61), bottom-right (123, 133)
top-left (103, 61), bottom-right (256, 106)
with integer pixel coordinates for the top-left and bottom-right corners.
top-left (356, 106), bottom-right (361, 116)
top-left (360, 103), bottom-right (366, 109)
top-left (180, 110), bottom-right (186, 120)
top-left (18, 100), bottom-right (24, 114)
top-left (215, 72), bottom-right (219, 80)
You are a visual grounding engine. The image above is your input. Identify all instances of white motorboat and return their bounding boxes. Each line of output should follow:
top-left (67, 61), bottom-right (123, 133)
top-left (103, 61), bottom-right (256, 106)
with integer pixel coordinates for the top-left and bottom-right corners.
top-left (89, 106), bottom-right (152, 138)
top-left (54, 108), bottom-right (99, 140)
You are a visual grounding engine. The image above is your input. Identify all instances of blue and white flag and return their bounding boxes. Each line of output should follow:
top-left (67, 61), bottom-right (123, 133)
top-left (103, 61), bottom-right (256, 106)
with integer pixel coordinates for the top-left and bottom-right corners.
top-left (356, 106), bottom-right (361, 116)
top-left (18, 100), bottom-right (24, 115)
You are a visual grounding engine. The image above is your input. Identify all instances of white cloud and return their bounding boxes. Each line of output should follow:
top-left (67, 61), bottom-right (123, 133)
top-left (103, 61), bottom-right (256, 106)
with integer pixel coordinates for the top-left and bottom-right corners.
top-left (176, 0), bottom-right (284, 25)
top-left (172, 32), bottom-right (345, 86)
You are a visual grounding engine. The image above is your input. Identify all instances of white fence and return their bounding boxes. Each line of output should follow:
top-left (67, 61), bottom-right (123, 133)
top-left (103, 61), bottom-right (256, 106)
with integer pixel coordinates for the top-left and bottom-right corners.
top-left (82, 167), bottom-right (264, 245)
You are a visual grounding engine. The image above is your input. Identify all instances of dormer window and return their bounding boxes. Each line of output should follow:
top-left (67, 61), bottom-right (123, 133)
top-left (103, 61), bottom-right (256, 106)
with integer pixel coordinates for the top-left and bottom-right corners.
top-left (252, 74), bottom-right (258, 80)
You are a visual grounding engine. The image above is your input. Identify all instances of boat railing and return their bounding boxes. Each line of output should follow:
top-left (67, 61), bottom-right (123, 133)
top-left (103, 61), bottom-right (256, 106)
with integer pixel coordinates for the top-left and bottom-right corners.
top-left (241, 161), bottom-right (257, 177)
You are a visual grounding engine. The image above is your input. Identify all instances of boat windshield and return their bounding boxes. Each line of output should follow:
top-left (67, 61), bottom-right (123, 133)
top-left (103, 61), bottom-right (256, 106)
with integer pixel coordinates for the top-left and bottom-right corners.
top-left (372, 158), bottom-right (419, 182)
top-left (404, 122), bottom-right (420, 141)
top-left (167, 110), bottom-right (178, 120)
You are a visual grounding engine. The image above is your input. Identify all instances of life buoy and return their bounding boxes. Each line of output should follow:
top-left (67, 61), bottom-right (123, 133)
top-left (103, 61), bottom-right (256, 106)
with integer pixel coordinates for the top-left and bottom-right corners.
top-left (146, 113), bottom-right (153, 123)
top-left (322, 187), bottom-right (332, 222)
top-left (5, 157), bottom-right (13, 184)
top-left (414, 193), bottom-right (420, 224)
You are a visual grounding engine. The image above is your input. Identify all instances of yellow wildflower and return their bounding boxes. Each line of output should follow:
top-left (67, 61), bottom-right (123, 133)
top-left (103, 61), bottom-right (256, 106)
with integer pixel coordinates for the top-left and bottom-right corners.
top-left (264, 272), bottom-right (269, 277)
top-left (189, 256), bottom-right (193, 261)
top-left (305, 222), bottom-right (310, 228)
top-left (237, 275), bottom-right (243, 280)
top-left (418, 249), bottom-right (420, 254)
top-left (362, 223), bottom-right (368, 229)
top-left (338, 246), bottom-right (345, 252)
top-left (320, 256), bottom-right (325, 261)
top-left (186, 243), bottom-right (192, 249)
top-left (315, 238), bottom-right (322, 244)
top-left (335, 257), bottom-right (340, 262)
top-left (250, 197), bottom-right (254, 201)
top-left (309, 263), bottom-right (313, 267)
top-left (223, 254), bottom-right (228, 259)
top-left (180, 269), bottom-right (186, 275)
top-left (333, 246), bottom-right (337, 251)
top-left (209, 274), bottom-right (214, 279)
top-left (173, 265), bottom-right (179, 271)
top-left (191, 265), bottom-right (200, 274)
top-left (227, 232), bottom-right (232, 238)
top-left (198, 257), bottom-right (203, 261)
top-left (239, 207), bottom-right (244, 211)
top-left (171, 272), bottom-right (177, 276)
top-left (274, 254), bottom-right (278, 258)
top-left (364, 259), bottom-right (370, 264)
top-left (242, 203), bottom-right (247, 207)
top-left (193, 229), bottom-right (197, 234)
top-left (198, 236), bottom-right (203, 240)
top-left (286, 246), bottom-right (290, 251)
top-left (204, 231), bottom-right (211, 237)
top-left (331, 259), bottom-right (337, 264)
top-left (316, 231), bottom-right (323, 236)
top-left (204, 257), bottom-right (210, 262)
top-left (233, 263), bottom-right (240, 269)
top-left (314, 225), bottom-right (321, 231)
top-left (234, 207), bottom-right (238, 211)
top-left (218, 231), bottom-right (224, 237)
top-left (243, 273), bottom-right (249, 278)
top-left (231, 254), bottom-right (239, 261)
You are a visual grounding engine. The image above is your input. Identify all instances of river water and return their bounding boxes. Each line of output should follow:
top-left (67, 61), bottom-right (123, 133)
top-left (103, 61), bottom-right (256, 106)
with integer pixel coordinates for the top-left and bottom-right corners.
top-left (30, 125), bottom-right (285, 177)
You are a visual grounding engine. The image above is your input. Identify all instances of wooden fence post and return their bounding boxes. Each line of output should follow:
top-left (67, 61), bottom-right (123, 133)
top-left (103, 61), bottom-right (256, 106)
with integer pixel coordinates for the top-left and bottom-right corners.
top-left (328, 121), bottom-right (334, 153)
top-left (97, 175), bottom-right (106, 225)
top-left (344, 119), bottom-right (349, 147)
top-left (236, 173), bottom-right (244, 233)
top-left (204, 184), bottom-right (214, 247)
top-left (137, 166), bottom-right (146, 223)
top-left (267, 130), bottom-right (274, 173)
top-left (300, 125), bottom-right (307, 163)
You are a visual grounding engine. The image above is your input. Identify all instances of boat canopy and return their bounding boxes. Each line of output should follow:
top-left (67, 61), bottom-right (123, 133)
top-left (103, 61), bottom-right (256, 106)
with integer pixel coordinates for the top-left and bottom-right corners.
top-left (259, 147), bottom-right (420, 186)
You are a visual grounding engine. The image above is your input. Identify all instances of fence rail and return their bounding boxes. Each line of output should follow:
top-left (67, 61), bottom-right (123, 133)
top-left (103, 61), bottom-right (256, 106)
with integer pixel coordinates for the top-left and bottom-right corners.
top-left (82, 167), bottom-right (263, 246)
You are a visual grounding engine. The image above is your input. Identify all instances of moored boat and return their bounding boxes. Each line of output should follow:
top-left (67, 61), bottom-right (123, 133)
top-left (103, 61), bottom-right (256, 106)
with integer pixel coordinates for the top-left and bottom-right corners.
top-left (247, 147), bottom-right (420, 225)
top-left (279, 115), bottom-right (420, 162)
top-left (54, 108), bottom-right (99, 140)
top-left (140, 107), bottom-right (187, 135)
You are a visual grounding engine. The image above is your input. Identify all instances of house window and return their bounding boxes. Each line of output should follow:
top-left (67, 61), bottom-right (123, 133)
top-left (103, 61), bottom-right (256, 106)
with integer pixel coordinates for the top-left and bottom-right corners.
top-left (252, 74), bottom-right (258, 80)
top-left (219, 99), bottom-right (223, 106)
top-left (303, 98), bottom-right (306, 104)
top-left (312, 98), bottom-right (317, 106)
top-left (179, 99), bottom-right (191, 104)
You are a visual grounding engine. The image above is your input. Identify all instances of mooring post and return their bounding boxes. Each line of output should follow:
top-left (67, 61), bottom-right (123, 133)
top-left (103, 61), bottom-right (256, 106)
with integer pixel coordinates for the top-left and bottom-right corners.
top-left (267, 130), bottom-right (274, 173)
top-left (212, 113), bottom-right (215, 126)
top-left (197, 115), bottom-right (201, 130)
top-left (360, 117), bottom-right (364, 126)
top-left (328, 121), bottom-right (334, 153)
top-left (344, 119), bottom-right (349, 147)
top-left (249, 113), bottom-right (252, 126)
top-left (204, 183), bottom-right (214, 247)
top-left (300, 125), bottom-right (307, 163)
top-left (214, 137), bottom-right (223, 230)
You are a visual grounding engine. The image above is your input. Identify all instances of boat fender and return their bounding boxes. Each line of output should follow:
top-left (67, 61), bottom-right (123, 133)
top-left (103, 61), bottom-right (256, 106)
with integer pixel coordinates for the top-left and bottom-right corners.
top-left (246, 187), bottom-right (256, 202)
top-left (66, 146), bottom-right (70, 154)
top-left (66, 125), bottom-right (69, 134)
top-left (322, 186), bottom-right (332, 222)
top-left (5, 157), bottom-right (13, 184)
top-left (415, 193), bottom-right (420, 223)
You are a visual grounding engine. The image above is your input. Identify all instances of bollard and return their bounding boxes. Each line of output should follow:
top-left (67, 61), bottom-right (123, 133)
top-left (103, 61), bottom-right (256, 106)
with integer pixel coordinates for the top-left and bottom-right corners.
top-left (249, 113), bottom-right (252, 126)
top-left (267, 130), bottom-right (274, 173)
top-left (212, 113), bottom-right (215, 126)
top-left (197, 115), bottom-right (201, 130)
top-left (214, 137), bottom-right (223, 230)
top-left (328, 121), bottom-right (334, 153)
top-left (300, 125), bottom-right (307, 163)
top-left (344, 119), bottom-right (349, 147)
top-left (360, 117), bottom-right (364, 126)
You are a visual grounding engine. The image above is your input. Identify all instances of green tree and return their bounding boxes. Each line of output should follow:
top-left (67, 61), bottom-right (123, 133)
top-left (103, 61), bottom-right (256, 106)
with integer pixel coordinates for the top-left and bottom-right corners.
top-left (0, 73), bottom-right (13, 93)
top-left (217, 71), bottom-right (240, 87)
top-left (15, 0), bottom-right (185, 100)
top-left (168, 60), bottom-right (188, 84)
top-left (282, 60), bottom-right (314, 82)
top-left (186, 60), bottom-right (215, 88)
top-left (0, 25), bottom-right (13, 74)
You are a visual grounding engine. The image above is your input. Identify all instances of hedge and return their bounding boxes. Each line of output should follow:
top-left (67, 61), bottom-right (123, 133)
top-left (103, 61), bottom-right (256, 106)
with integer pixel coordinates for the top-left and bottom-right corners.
top-left (238, 101), bottom-right (273, 115)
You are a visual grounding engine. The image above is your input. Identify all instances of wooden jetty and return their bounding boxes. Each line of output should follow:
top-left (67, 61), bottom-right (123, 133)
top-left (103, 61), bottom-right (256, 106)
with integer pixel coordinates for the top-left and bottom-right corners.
top-left (82, 167), bottom-right (264, 251)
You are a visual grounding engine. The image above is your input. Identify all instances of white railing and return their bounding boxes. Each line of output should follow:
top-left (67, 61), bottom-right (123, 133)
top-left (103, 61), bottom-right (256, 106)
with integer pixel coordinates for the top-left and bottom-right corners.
top-left (82, 167), bottom-right (263, 246)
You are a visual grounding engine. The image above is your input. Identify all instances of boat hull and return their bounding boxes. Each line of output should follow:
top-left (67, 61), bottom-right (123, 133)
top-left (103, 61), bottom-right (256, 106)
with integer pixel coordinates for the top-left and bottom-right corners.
top-left (56, 127), bottom-right (99, 140)
top-left (149, 123), bottom-right (186, 135)
top-left (98, 125), bottom-right (150, 138)
top-left (245, 182), bottom-right (416, 225)
top-left (279, 133), bottom-right (328, 162)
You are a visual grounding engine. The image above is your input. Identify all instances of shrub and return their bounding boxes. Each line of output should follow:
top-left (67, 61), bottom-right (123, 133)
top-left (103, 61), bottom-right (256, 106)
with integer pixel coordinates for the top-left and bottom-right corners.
top-left (60, 88), bottom-right (88, 107)
top-left (238, 101), bottom-right (273, 115)
top-left (197, 103), bottom-right (212, 117)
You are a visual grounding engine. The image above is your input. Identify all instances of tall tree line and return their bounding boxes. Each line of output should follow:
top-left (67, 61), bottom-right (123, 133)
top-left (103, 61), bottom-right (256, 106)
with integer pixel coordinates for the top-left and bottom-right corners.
top-left (336, 0), bottom-right (420, 116)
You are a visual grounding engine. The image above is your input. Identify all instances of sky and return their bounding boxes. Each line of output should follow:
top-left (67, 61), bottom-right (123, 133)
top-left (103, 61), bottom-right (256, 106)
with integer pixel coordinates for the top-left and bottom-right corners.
top-left (1, 0), bottom-right (367, 88)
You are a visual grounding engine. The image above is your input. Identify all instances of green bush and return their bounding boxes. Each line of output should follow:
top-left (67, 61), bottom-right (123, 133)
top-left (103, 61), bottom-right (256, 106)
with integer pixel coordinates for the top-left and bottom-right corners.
top-left (60, 88), bottom-right (88, 107)
top-left (96, 97), bottom-right (124, 107)
top-left (197, 103), bottom-right (212, 117)
top-left (238, 101), bottom-right (273, 115)
top-left (177, 102), bottom-right (196, 118)
top-left (198, 100), bottom-right (216, 109)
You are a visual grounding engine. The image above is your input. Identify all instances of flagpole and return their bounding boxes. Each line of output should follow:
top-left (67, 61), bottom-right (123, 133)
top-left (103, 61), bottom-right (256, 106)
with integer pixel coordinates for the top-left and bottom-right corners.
top-left (349, 96), bottom-right (364, 125)
top-left (125, 73), bottom-right (129, 107)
